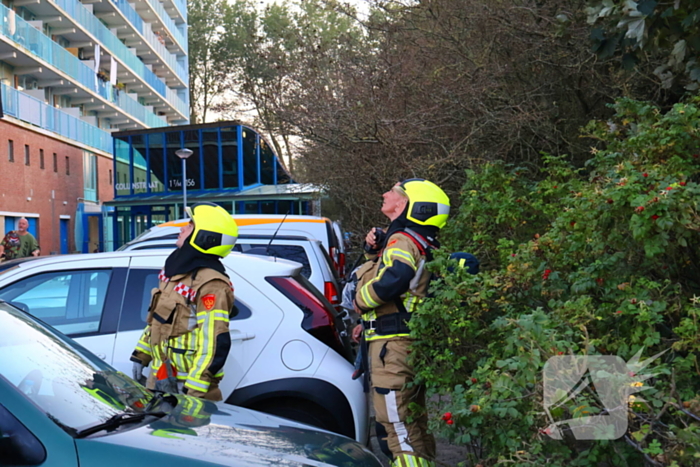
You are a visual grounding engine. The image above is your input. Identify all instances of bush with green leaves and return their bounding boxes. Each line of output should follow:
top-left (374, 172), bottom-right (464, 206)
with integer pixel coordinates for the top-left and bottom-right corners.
top-left (410, 97), bottom-right (700, 466)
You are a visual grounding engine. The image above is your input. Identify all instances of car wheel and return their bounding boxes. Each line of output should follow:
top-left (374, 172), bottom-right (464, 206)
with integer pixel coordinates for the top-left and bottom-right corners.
top-left (253, 398), bottom-right (341, 434)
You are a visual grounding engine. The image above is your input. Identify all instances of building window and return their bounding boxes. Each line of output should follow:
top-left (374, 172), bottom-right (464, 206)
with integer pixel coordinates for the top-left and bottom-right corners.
top-left (8, 140), bottom-right (13, 162)
top-left (40, 149), bottom-right (44, 169)
top-left (24, 145), bottom-right (29, 166)
top-left (83, 152), bottom-right (97, 202)
top-left (109, 169), bottom-right (112, 185)
top-left (66, 156), bottom-right (70, 175)
top-left (53, 153), bottom-right (57, 172)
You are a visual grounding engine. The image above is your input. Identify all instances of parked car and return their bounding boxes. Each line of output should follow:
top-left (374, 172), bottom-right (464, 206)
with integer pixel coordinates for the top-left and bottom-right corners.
top-left (0, 250), bottom-right (368, 443)
top-left (0, 300), bottom-right (382, 466)
top-left (119, 234), bottom-right (343, 312)
top-left (121, 214), bottom-right (347, 278)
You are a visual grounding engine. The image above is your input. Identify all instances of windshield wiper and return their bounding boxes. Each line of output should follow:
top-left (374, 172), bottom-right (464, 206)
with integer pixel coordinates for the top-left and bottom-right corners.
top-left (75, 410), bottom-right (166, 438)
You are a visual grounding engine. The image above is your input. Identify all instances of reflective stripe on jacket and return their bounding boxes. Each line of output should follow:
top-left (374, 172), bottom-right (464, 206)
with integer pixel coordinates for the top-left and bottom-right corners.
top-left (131, 268), bottom-right (234, 396)
top-left (355, 232), bottom-right (431, 341)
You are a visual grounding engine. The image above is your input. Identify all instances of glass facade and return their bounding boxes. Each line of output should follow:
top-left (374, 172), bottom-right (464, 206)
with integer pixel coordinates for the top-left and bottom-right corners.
top-left (113, 124), bottom-right (290, 196)
top-left (108, 122), bottom-right (312, 249)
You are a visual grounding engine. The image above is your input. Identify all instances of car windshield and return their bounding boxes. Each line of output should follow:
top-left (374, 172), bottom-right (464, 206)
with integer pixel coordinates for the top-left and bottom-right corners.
top-left (0, 302), bottom-right (153, 435)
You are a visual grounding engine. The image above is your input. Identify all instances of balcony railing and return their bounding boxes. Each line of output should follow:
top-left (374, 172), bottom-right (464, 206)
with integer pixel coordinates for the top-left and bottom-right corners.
top-left (49, 0), bottom-right (189, 118)
top-left (110, 0), bottom-right (188, 83)
top-left (142, 0), bottom-right (187, 53)
top-left (2, 84), bottom-right (112, 153)
top-left (0, 3), bottom-right (167, 127)
top-left (170, 0), bottom-right (187, 22)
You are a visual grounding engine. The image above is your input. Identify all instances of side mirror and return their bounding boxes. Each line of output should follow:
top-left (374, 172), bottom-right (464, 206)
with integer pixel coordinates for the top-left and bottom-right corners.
top-left (0, 404), bottom-right (46, 466)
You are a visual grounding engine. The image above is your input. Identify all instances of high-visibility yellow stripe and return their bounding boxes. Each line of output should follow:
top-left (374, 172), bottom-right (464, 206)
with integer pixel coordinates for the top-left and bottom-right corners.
top-left (212, 310), bottom-right (229, 321)
top-left (189, 311), bottom-right (216, 388)
top-left (384, 248), bottom-right (416, 269)
top-left (184, 378), bottom-right (209, 392)
top-left (366, 332), bottom-right (410, 341)
top-left (360, 282), bottom-right (381, 308)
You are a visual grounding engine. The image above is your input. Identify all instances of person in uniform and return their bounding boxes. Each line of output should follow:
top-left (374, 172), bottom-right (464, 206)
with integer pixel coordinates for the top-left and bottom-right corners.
top-left (352, 178), bottom-right (450, 467)
top-left (130, 202), bottom-right (238, 401)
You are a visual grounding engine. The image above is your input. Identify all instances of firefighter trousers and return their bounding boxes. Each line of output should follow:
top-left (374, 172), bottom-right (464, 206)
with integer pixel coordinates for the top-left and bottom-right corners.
top-left (369, 338), bottom-right (435, 467)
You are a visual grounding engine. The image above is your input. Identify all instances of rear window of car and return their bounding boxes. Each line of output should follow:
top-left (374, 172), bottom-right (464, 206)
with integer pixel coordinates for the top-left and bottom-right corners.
top-left (319, 245), bottom-right (340, 282)
top-left (235, 243), bottom-right (312, 279)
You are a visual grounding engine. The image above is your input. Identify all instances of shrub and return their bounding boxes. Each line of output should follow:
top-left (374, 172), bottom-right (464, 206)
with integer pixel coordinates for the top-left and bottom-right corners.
top-left (411, 98), bottom-right (700, 466)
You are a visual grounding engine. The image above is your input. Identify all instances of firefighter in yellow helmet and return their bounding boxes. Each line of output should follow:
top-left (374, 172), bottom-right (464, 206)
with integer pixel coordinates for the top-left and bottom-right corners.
top-left (352, 179), bottom-right (449, 467)
top-left (131, 202), bottom-right (238, 401)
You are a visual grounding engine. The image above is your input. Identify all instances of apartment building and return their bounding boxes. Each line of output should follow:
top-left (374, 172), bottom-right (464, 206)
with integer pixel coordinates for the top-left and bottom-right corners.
top-left (0, 0), bottom-right (188, 255)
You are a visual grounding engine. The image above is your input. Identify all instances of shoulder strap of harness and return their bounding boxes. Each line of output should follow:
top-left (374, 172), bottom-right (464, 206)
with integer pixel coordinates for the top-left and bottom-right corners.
top-left (394, 228), bottom-right (436, 260)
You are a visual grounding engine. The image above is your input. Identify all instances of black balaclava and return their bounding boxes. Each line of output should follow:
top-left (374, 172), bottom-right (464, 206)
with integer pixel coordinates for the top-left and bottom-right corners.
top-left (381, 201), bottom-right (440, 250)
top-left (163, 231), bottom-right (227, 278)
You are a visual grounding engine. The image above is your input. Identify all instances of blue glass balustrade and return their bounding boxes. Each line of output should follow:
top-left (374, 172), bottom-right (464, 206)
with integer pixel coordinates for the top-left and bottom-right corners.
top-left (110, 0), bottom-right (188, 83)
top-left (48, 0), bottom-right (189, 116)
top-left (0, 3), bottom-right (170, 126)
top-left (140, 0), bottom-right (187, 53)
top-left (2, 84), bottom-right (112, 153)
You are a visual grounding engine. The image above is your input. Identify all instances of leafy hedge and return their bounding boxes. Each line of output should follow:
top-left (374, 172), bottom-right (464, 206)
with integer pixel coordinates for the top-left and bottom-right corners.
top-left (410, 98), bottom-right (700, 466)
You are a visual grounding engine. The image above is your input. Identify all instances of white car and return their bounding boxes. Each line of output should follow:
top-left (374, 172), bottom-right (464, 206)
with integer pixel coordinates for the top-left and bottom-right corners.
top-left (120, 214), bottom-right (347, 278)
top-left (120, 234), bottom-right (344, 313)
top-left (0, 251), bottom-right (368, 443)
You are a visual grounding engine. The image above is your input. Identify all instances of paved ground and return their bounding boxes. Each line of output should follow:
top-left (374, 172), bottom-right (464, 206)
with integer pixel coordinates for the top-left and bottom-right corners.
top-left (367, 413), bottom-right (471, 467)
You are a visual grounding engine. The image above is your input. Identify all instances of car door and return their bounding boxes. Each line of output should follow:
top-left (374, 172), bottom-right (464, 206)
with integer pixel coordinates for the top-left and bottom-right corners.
top-left (217, 266), bottom-right (284, 398)
top-left (0, 258), bottom-right (128, 364)
top-left (112, 254), bottom-right (284, 400)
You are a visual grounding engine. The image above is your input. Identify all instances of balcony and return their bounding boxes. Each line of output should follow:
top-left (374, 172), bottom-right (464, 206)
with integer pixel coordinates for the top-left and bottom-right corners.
top-left (96, 0), bottom-right (188, 84)
top-left (163, 0), bottom-right (187, 24)
top-left (135, 0), bottom-right (187, 54)
top-left (44, 0), bottom-right (188, 120)
top-left (2, 83), bottom-right (112, 153)
top-left (0, 3), bottom-right (167, 128)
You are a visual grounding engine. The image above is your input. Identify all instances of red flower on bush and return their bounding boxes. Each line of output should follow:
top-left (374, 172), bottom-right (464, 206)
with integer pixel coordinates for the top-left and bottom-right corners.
top-left (680, 181), bottom-right (687, 186)
top-left (635, 206), bottom-right (645, 213)
top-left (542, 269), bottom-right (552, 280)
top-left (446, 419), bottom-right (454, 425)
top-left (643, 173), bottom-right (648, 177)
top-left (442, 412), bottom-right (452, 421)
top-left (652, 214), bottom-right (659, 220)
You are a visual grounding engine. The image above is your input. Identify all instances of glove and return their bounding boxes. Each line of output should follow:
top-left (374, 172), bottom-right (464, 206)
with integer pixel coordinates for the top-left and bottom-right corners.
top-left (132, 362), bottom-right (144, 382)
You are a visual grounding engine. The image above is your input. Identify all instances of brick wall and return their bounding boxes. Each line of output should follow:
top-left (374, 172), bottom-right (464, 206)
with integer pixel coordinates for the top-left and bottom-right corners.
top-left (0, 119), bottom-right (85, 254)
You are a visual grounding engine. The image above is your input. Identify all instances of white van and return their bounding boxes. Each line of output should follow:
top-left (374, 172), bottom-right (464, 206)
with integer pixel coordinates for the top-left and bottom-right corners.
top-left (120, 214), bottom-right (347, 278)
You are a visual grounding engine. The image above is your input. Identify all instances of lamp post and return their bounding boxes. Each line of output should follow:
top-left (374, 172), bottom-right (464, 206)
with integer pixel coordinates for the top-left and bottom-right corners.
top-left (175, 148), bottom-right (193, 215)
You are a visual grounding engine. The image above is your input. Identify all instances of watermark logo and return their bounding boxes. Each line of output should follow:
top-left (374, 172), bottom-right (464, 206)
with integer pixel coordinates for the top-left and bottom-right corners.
top-left (542, 349), bottom-right (666, 440)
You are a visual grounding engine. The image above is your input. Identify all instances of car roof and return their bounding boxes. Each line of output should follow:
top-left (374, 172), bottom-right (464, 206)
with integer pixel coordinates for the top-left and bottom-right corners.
top-left (158, 215), bottom-right (330, 229)
top-left (0, 250), bottom-right (303, 277)
top-left (0, 256), bottom-right (44, 273)
top-left (119, 235), bottom-right (323, 251)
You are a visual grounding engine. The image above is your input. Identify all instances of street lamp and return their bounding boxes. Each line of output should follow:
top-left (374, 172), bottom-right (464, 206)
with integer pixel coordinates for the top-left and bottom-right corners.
top-left (175, 148), bottom-right (193, 215)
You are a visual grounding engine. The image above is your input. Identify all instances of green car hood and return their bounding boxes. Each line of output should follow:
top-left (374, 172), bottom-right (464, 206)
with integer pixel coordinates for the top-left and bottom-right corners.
top-left (75, 396), bottom-right (378, 467)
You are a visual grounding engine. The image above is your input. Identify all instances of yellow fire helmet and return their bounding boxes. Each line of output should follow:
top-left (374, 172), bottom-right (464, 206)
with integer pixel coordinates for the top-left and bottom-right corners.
top-left (398, 178), bottom-right (450, 229)
top-left (185, 203), bottom-right (238, 257)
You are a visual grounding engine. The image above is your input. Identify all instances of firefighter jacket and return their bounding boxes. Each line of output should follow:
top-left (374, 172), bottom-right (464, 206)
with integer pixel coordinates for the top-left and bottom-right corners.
top-left (355, 231), bottom-right (432, 341)
top-left (131, 268), bottom-right (234, 399)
